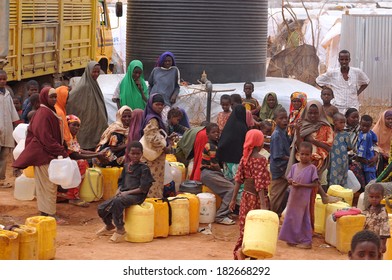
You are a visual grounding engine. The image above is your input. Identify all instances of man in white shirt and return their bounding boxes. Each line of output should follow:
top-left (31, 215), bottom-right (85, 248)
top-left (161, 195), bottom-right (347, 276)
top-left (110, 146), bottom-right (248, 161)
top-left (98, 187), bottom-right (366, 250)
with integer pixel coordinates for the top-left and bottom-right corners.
top-left (316, 50), bottom-right (370, 114)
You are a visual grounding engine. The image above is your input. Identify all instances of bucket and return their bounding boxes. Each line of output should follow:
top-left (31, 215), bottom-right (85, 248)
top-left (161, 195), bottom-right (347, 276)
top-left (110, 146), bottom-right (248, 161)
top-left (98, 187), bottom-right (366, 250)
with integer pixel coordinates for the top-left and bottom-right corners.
top-left (385, 214), bottom-right (392, 260)
top-left (14, 174), bottom-right (35, 201)
top-left (314, 194), bottom-right (326, 235)
top-left (197, 193), bottom-right (216, 224)
top-left (168, 197), bottom-right (190, 236)
top-left (99, 167), bottom-right (123, 200)
top-left (242, 210), bottom-right (279, 259)
top-left (145, 198), bottom-right (170, 238)
top-left (0, 230), bottom-right (19, 260)
top-left (179, 180), bottom-right (203, 195)
top-left (202, 185), bottom-right (222, 210)
top-left (23, 166), bottom-right (35, 178)
top-left (327, 185), bottom-right (353, 206)
top-left (336, 214), bottom-right (366, 253)
top-left (324, 214), bottom-right (337, 247)
top-left (124, 202), bottom-right (154, 242)
top-left (79, 168), bottom-right (103, 202)
top-left (177, 193), bottom-right (200, 233)
top-left (11, 225), bottom-right (38, 260)
top-left (25, 216), bottom-right (56, 260)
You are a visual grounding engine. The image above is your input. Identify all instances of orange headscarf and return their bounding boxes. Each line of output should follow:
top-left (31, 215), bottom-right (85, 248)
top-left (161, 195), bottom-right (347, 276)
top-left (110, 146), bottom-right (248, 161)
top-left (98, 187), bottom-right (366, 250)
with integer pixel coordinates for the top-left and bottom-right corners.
top-left (373, 109), bottom-right (392, 156)
top-left (54, 86), bottom-right (72, 142)
top-left (240, 129), bottom-right (264, 166)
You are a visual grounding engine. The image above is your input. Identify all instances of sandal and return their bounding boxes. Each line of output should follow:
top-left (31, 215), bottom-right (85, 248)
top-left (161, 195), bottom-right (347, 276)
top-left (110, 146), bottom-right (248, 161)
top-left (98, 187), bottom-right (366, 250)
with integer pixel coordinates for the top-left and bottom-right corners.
top-left (0, 182), bottom-right (13, 189)
top-left (69, 199), bottom-right (89, 208)
top-left (110, 232), bottom-right (125, 243)
top-left (96, 226), bottom-right (115, 236)
top-left (217, 217), bottom-right (236, 225)
top-left (296, 243), bottom-right (312, 249)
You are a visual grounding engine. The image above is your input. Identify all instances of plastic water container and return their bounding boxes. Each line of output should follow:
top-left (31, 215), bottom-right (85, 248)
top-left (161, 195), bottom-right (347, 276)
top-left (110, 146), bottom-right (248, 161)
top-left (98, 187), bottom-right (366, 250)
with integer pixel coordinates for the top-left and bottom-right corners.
top-left (357, 192), bottom-right (365, 211)
top-left (314, 194), bottom-right (327, 235)
top-left (385, 214), bottom-right (392, 260)
top-left (325, 201), bottom-right (350, 231)
top-left (124, 202), bottom-right (154, 243)
top-left (23, 166), bottom-right (35, 178)
top-left (12, 225), bottom-right (38, 260)
top-left (145, 198), bottom-right (170, 238)
top-left (79, 168), bottom-right (103, 202)
top-left (170, 164), bottom-right (183, 193)
top-left (327, 185), bottom-right (354, 206)
top-left (13, 138), bottom-right (25, 160)
top-left (14, 174), bottom-right (35, 201)
top-left (164, 160), bottom-right (174, 185)
top-left (99, 167), bottom-right (122, 200)
top-left (169, 162), bottom-right (186, 182)
top-left (177, 193), bottom-right (200, 234)
top-left (242, 210), bottom-right (279, 259)
top-left (25, 216), bottom-right (56, 260)
top-left (324, 214), bottom-right (337, 247)
top-left (168, 197), bottom-right (190, 236)
top-left (12, 123), bottom-right (29, 143)
top-left (202, 185), bottom-right (222, 210)
top-left (0, 230), bottom-right (19, 260)
top-left (186, 159), bottom-right (194, 180)
top-left (48, 156), bottom-right (80, 187)
top-left (197, 192), bottom-right (216, 224)
top-left (336, 214), bottom-right (366, 253)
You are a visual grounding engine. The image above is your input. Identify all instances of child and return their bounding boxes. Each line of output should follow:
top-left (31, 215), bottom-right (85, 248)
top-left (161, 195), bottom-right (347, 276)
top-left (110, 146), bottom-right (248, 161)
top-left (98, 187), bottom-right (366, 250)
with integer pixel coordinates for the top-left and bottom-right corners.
top-left (231, 93), bottom-right (256, 129)
top-left (328, 113), bottom-right (352, 187)
top-left (200, 123), bottom-right (235, 225)
top-left (241, 82), bottom-right (259, 112)
top-left (288, 91), bottom-right (307, 137)
top-left (258, 92), bottom-right (283, 122)
top-left (216, 94), bottom-right (231, 132)
top-left (229, 129), bottom-right (270, 260)
top-left (12, 96), bottom-right (24, 125)
top-left (279, 141), bottom-right (319, 249)
top-left (269, 108), bottom-right (291, 216)
top-left (0, 70), bottom-right (20, 188)
top-left (320, 87), bottom-right (339, 126)
top-left (167, 107), bottom-right (189, 136)
top-left (260, 119), bottom-right (274, 155)
top-left (357, 115), bottom-right (378, 184)
top-left (362, 183), bottom-right (390, 254)
top-left (96, 141), bottom-right (154, 242)
top-left (349, 230), bottom-right (382, 260)
top-left (21, 80), bottom-right (39, 123)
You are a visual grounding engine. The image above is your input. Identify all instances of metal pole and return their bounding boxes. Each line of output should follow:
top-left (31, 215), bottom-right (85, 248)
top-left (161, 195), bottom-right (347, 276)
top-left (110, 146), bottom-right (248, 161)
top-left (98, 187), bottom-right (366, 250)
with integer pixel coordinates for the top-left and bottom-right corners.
top-left (205, 80), bottom-right (213, 122)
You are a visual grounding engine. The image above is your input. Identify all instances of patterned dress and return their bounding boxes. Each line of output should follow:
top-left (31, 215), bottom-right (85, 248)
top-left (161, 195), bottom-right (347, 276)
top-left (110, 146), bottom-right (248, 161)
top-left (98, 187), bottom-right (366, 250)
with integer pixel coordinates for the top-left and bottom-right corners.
top-left (216, 111), bottom-right (231, 132)
top-left (363, 205), bottom-right (391, 239)
top-left (233, 156), bottom-right (270, 259)
top-left (328, 131), bottom-right (352, 186)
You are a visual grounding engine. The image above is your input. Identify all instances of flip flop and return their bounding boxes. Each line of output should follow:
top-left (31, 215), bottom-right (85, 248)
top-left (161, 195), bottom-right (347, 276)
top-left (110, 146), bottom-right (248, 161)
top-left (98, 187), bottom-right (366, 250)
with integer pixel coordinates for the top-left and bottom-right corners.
top-left (0, 182), bottom-right (13, 189)
top-left (217, 217), bottom-right (236, 225)
top-left (96, 226), bottom-right (115, 236)
top-left (110, 232), bottom-right (125, 243)
top-left (69, 199), bottom-right (89, 208)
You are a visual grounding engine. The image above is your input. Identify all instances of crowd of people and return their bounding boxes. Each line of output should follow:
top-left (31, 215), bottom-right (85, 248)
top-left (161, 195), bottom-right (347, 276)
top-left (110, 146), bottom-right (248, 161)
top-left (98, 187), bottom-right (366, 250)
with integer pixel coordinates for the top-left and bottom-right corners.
top-left (0, 49), bottom-right (391, 259)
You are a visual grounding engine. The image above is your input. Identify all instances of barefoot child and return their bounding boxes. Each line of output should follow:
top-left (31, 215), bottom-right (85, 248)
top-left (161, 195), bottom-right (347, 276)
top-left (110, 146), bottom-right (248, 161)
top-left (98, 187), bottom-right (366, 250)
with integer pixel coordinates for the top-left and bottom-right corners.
top-left (229, 129), bottom-right (270, 259)
top-left (362, 183), bottom-right (390, 254)
top-left (96, 141), bottom-right (154, 242)
top-left (241, 82), bottom-right (259, 112)
top-left (348, 230), bottom-right (382, 260)
top-left (279, 141), bottom-right (319, 249)
top-left (216, 94), bottom-right (231, 132)
top-left (320, 87), bottom-right (338, 126)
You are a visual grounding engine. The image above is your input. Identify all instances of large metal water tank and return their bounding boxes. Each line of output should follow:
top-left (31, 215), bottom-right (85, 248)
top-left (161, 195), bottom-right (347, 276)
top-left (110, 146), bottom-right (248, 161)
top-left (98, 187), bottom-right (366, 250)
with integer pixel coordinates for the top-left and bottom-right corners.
top-left (126, 0), bottom-right (268, 83)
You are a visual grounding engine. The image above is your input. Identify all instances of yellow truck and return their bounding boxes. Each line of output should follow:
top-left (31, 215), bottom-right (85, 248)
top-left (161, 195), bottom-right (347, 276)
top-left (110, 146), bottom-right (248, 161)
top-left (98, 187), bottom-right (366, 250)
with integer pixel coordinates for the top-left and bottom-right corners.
top-left (0, 0), bottom-right (120, 85)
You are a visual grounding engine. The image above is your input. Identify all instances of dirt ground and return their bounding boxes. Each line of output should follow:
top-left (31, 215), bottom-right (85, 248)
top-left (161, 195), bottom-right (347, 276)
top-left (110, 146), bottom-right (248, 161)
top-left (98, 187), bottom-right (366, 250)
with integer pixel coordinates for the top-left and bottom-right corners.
top-left (1, 156), bottom-right (347, 260)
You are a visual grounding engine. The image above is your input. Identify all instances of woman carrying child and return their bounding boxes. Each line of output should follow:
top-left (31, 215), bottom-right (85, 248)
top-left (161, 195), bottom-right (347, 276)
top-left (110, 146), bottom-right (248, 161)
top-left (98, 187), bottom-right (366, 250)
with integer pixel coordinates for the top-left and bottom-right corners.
top-left (288, 91), bottom-right (307, 138)
top-left (229, 129), bottom-right (270, 259)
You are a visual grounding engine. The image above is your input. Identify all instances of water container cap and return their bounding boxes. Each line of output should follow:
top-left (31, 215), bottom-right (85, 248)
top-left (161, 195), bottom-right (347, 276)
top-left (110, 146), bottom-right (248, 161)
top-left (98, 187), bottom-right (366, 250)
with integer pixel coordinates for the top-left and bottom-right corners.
top-left (58, 156), bottom-right (63, 159)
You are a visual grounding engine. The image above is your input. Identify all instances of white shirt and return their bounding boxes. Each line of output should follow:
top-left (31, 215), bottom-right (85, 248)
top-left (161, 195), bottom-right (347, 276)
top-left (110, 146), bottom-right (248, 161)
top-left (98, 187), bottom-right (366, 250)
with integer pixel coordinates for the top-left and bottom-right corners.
top-left (316, 67), bottom-right (370, 113)
top-left (0, 88), bottom-right (20, 147)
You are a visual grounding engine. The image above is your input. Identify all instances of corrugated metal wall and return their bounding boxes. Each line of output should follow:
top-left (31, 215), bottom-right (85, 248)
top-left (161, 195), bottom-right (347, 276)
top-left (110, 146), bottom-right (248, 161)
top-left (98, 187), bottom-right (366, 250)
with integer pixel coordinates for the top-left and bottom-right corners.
top-left (340, 14), bottom-right (392, 108)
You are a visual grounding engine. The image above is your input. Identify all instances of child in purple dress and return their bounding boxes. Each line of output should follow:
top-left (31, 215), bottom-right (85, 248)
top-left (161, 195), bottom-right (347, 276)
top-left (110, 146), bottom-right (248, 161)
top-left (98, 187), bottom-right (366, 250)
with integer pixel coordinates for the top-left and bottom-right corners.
top-left (278, 141), bottom-right (319, 249)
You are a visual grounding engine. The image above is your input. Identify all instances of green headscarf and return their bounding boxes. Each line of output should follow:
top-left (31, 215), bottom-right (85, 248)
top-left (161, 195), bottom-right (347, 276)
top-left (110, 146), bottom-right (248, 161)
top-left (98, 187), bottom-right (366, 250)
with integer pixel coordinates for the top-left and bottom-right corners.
top-left (259, 92), bottom-right (283, 121)
top-left (119, 60), bottom-right (148, 109)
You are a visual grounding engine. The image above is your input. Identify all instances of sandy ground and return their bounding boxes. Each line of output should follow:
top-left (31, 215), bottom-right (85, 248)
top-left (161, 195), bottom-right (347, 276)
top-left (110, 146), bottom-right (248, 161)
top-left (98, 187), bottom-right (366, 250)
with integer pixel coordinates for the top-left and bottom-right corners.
top-left (1, 156), bottom-right (347, 260)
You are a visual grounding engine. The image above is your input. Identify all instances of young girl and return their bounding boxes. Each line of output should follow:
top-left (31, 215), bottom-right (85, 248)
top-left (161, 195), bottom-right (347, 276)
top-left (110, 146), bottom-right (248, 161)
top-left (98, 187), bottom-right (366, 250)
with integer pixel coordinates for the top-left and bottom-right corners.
top-left (362, 183), bottom-right (391, 254)
top-left (229, 129), bottom-right (270, 260)
top-left (328, 113), bottom-right (352, 187)
top-left (288, 91), bottom-right (307, 137)
top-left (216, 94), bottom-right (231, 132)
top-left (279, 141), bottom-right (319, 249)
top-left (96, 141), bottom-right (154, 242)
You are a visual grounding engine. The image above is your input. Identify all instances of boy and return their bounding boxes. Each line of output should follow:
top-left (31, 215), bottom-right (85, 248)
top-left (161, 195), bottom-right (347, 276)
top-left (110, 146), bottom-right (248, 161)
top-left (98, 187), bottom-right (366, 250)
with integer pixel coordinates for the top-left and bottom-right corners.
top-left (357, 115), bottom-right (378, 184)
top-left (242, 82), bottom-right (259, 112)
top-left (349, 230), bottom-right (382, 260)
top-left (260, 119), bottom-right (274, 155)
top-left (0, 70), bottom-right (20, 188)
top-left (216, 94), bottom-right (231, 132)
top-left (12, 96), bottom-right (24, 125)
top-left (21, 80), bottom-right (39, 123)
top-left (320, 87), bottom-right (339, 126)
top-left (96, 141), bottom-right (154, 242)
top-left (269, 108), bottom-right (291, 217)
top-left (167, 107), bottom-right (188, 136)
top-left (200, 123), bottom-right (235, 225)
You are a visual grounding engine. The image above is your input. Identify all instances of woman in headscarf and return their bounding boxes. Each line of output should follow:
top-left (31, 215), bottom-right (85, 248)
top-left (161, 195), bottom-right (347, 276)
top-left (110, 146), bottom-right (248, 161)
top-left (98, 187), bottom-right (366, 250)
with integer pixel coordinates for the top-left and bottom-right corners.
top-left (373, 109), bottom-right (392, 168)
top-left (148, 52), bottom-right (180, 121)
top-left (124, 108), bottom-right (144, 163)
top-left (13, 87), bottom-right (68, 223)
top-left (54, 85), bottom-right (72, 144)
top-left (258, 92), bottom-right (283, 121)
top-left (67, 61), bottom-right (108, 150)
top-left (95, 106), bottom-right (132, 167)
top-left (229, 129), bottom-right (270, 260)
top-left (288, 91), bottom-right (307, 137)
top-left (286, 100), bottom-right (339, 227)
top-left (112, 60), bottom-right (148, 110)
top-left (141, 93), bottom-right (173, 198)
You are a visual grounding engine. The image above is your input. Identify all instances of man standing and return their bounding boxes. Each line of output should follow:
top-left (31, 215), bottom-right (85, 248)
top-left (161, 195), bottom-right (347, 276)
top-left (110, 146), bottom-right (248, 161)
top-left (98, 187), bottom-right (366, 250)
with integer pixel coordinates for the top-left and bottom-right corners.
top-left (316, 50), bottom-right (370, 114)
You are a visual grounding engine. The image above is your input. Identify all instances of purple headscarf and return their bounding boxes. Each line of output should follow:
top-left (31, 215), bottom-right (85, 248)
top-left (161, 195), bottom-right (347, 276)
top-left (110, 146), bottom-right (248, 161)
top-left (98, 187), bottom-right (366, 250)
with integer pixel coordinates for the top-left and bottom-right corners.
top-left (141, 93), bottom-right (167, 136)
top-left (155, 51), bottom-right (176, 67)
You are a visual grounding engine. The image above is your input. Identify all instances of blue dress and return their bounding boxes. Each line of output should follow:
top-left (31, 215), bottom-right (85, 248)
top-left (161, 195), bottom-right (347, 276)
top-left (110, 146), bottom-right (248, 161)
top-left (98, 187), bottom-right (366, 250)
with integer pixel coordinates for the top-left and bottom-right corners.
top-left (328, 131), bottom-right (352, 186)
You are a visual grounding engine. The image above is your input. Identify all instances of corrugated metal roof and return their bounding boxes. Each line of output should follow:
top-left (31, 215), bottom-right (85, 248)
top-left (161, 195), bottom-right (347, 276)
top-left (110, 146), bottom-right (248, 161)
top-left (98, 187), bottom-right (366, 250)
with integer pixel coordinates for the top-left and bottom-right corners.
top-left (340, 14), bottom-right (392, 108)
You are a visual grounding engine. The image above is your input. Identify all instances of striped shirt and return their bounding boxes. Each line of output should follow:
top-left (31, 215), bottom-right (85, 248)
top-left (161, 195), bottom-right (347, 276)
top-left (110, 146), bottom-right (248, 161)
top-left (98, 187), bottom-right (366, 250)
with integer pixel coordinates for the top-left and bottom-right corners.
top-left (201, 141), bottom-right (219, 171)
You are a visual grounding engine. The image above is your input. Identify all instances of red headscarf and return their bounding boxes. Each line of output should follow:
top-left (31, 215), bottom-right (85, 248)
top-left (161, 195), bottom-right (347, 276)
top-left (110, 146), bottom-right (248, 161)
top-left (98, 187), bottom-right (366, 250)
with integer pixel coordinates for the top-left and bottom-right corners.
top-left (240, 129), bottom-right (264, 166)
